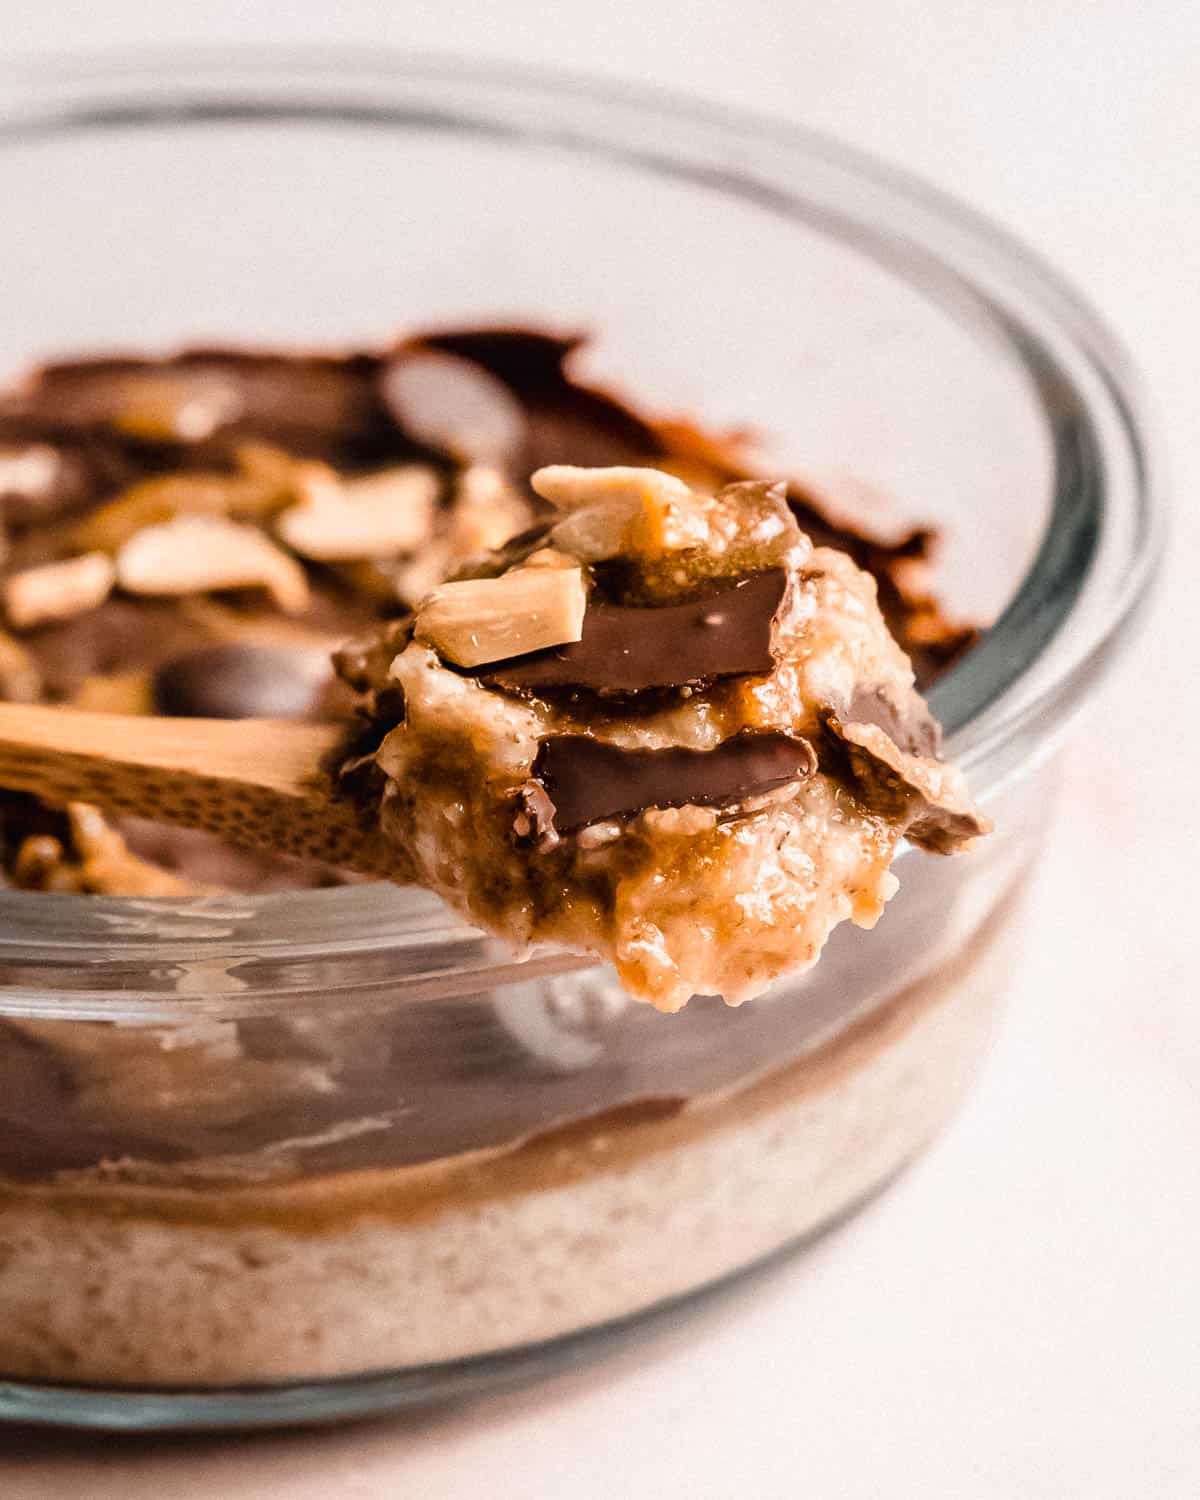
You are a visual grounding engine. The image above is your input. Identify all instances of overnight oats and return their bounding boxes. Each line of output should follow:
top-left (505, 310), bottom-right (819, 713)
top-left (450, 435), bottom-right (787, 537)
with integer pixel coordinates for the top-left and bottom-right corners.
top-left (0, 56), bottom-right (1160, 1431)
top-left (0, 322), bottom-right (1005, 1395)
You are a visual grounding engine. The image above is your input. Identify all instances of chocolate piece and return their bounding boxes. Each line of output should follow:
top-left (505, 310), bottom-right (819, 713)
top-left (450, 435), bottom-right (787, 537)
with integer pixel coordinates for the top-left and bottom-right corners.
top-left (825, 717), bottom-right (989, 853)
top-left (844, 684), bottom-right (940, 758)
top-left (483, 568), bottom-right (787, 696)
top-left (379, 350), bottom-right (526, 467)
top-left (525, 730), bottom-right (817, 836)
top-left (152, 644), bottom-right (331, 720)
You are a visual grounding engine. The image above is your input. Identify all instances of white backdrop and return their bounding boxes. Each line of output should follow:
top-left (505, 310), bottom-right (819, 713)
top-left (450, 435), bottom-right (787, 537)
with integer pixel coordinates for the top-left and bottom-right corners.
top-left (3, 4), bottom-right (1199, 1496)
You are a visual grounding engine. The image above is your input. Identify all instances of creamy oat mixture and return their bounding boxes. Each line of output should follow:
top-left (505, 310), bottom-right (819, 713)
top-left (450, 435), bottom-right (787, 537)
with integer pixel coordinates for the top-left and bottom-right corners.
top-left (337, 466), bottom-right (988, 1010)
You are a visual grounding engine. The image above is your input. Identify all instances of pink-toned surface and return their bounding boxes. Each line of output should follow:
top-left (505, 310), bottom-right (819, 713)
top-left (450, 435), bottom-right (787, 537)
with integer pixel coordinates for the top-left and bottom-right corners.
top-left (2, 0), bottom-right (1197, 1494)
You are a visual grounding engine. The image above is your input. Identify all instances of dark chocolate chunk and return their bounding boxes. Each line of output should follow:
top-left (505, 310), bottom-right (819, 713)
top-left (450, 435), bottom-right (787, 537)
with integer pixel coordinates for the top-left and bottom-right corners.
top-left (844, 684), bottom-right (941, 758)
top-left (483, 568), bottom-right (787, 696)
top-left (524, 729), bottom-right (817, 837)
top-left (379, 349), bottom-right (526, 467)
top-left (824, 716), bottom-right (987, 853)
top-left (152, 644), bottom-right (331, 720)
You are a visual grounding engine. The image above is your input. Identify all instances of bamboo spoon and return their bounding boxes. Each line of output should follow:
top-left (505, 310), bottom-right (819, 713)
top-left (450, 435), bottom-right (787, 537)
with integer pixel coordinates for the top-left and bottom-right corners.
top-left (0, 702), bottom-right (405, 879)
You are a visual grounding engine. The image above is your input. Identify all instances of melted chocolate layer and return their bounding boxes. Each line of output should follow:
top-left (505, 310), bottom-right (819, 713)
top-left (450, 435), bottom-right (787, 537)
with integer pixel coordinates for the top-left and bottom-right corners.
top-left (527, 729), bottom-right (817, 836)
top-left (484, 568), bottom-right (786, 696)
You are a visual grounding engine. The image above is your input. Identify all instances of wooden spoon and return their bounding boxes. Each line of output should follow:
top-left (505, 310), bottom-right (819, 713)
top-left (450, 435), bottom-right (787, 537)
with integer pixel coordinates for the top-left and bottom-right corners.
top-left (0, 702), bottom-right (405, 878)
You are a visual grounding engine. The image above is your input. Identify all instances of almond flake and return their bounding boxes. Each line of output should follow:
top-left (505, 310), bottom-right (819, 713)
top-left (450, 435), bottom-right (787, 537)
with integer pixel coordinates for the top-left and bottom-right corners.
top-left (276, 465), bottom-right (439, 562)
top-left (3, 552), bottom-right (116, 630)
top-left (0, 444), bottom-right (62, 499)
top-left (116, 515), bottom-right (310, 614)
top-left (413, 565), bottom-right (587, 668)
top-left (531, 465), bottom-right (690, 513)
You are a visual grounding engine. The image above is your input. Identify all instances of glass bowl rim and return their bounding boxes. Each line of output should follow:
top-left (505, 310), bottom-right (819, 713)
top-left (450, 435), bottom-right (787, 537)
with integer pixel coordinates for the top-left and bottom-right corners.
top-left (0, 47), bottom-right (1166, 1003)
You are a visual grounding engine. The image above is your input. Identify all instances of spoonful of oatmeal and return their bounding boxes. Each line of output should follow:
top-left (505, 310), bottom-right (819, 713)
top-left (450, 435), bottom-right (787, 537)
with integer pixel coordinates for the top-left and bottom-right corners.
top-left (331, 464), bottom-right (989, 1008)
top-left (0, 466), bottom-right (988, 1009)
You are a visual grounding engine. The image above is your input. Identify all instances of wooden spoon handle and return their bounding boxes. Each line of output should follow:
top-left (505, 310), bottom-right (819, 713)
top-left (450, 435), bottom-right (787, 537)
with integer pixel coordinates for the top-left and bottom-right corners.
top-left (0, 704), bottom-right (400, 877)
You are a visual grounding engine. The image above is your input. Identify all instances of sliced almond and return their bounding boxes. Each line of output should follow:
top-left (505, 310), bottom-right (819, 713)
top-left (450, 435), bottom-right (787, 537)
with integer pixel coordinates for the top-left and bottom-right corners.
top-left (531, 465), bottom-right (690, 513)
top-left (116, 515), bottom-right (310, 615)
top-left (0, 443), bottom-right (62, 500)
top-left (535, 465), bottom-right (705, 561)
top-left (276, 465), bottom-right (439, 561)
top-left (79, 444), bottom-right (327, 555)
top-left (3, 551), bottom-right (116, 630)
top-left (414, 565), bottom-right (587, 668)
top-left (10, 804), bottom-right (199, 898)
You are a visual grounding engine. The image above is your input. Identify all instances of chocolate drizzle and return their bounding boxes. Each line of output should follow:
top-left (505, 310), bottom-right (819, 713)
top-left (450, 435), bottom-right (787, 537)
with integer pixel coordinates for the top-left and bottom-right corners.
top-left (523, 730), bottom-right (817, 838)
top-left (483, 568), bottom-right (786, 696)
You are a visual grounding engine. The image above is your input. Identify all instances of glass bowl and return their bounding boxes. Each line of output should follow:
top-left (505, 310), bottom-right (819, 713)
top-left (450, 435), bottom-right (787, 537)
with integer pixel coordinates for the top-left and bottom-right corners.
top-left (0, 51), bottom-right (1162, 1430)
